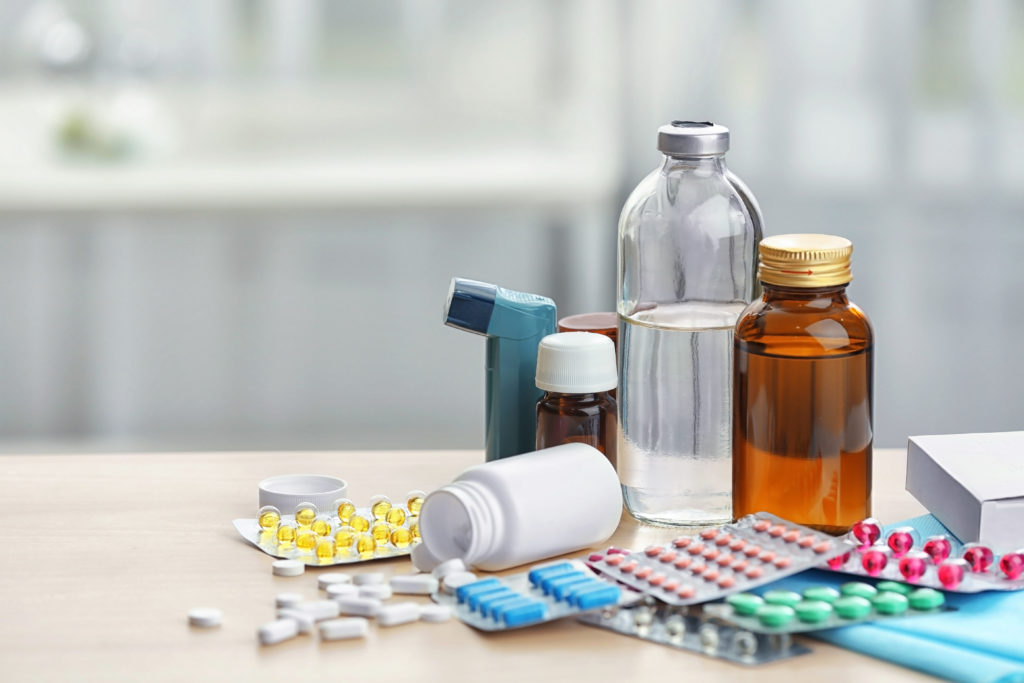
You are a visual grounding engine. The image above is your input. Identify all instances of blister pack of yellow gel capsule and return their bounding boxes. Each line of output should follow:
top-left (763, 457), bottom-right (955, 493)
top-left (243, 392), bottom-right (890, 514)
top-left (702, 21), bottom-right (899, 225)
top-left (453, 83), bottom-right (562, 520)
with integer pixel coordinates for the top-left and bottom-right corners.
top-left (233, 491), bottom-right (424, 565)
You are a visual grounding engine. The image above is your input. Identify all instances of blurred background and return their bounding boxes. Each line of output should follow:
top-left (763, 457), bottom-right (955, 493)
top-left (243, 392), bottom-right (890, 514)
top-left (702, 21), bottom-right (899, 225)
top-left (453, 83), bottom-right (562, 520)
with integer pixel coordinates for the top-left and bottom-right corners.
top-left (0, 0), bottom-right (1020, 452)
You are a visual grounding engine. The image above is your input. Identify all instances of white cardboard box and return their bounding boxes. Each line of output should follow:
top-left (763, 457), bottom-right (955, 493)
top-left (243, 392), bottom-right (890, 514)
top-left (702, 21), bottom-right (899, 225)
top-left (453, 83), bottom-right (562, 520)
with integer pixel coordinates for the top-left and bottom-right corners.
top-left (906, 432), bottom-right (1024, 552)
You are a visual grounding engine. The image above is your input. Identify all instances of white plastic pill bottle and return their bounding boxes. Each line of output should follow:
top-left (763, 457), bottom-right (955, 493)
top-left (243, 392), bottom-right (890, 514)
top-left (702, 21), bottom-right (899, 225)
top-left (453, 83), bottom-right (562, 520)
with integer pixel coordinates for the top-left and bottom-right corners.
top-left (418, 443), bottom-right (622, 571)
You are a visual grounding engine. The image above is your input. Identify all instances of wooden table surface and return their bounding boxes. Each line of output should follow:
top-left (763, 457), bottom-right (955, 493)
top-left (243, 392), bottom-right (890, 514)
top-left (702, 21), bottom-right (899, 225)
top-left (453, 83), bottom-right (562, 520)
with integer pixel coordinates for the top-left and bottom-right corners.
top-left (0, 447), bottom-right (934, 682)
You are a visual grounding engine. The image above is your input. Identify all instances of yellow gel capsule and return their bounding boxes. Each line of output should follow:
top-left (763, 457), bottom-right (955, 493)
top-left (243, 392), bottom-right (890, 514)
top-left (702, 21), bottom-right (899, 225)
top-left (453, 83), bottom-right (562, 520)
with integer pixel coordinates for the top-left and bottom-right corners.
top-left (406, 490), bottom-right (426, 516)
top-left (311, 515), bottom-right (332, 537)
top-left (277, 522), bottom-right (297, 544)
top-left (349, 515), bottom-right (370, 533)
top-left (315, 537), bottom-right (337, 560)
top-left (334, 527), bottom-right (356, 551)
top-left (385, 507), bottom-right (406, 526)
top-left (296, 529), bottom-right (317, 551)
top-left (335, 498), bottom-right (356, 523)
top-left (390, 527), bottom-right (413, 549)
top-left (369, 496), bottom-right (392, 521)
top-left (294, 502), bottom-right (318, 527)
top-left (356, 533), bottom-right (377, 556)
top-left (409, 519), bottom-right (420, 542)
top-left (258, 505), bottom-right (281, 529)
top-left (371, 522), bottom-right (391, 546)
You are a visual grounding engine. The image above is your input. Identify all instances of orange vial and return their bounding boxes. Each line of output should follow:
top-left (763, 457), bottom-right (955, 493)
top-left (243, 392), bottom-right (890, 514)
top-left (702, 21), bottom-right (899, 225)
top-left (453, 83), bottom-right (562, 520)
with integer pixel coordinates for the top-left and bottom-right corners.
top-left (733, 234), bottom-right (873, 534)
top-left (535, 333), bottom-right (618, 469)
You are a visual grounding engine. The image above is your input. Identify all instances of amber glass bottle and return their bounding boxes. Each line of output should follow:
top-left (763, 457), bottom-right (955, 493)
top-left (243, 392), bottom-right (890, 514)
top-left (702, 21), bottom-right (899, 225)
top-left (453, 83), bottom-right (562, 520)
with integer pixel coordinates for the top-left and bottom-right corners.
top-left (733, 234), bottom-right (872, 534)
top-left (535, 333), bottom-right (618, 469)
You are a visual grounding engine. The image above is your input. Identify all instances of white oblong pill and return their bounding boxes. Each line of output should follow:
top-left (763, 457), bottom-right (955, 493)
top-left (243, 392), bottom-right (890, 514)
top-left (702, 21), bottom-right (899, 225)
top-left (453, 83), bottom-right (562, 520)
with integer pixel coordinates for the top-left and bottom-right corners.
top-left (390, 574), bottom-right (439, 595)
top-left (353, 572), bottom-right (384, 586)
top-left (420, 604), bottom-right (452, 623)
top-left (275, 593), bottom-right (303, 608)
top-left (411, 542), bottom-right (443, 573)
top-left (431, 558), bottom-right (467, 580)
top-left (336, 596), bottom-right (383, 618)
top-left (258, 618), bottom-right (299, 645)
top-left (377, 602), bottom-right (422, 627)
top-left (276, 608), bottom-right (314, 634)
top-left (292, 600), bottom-right (341, 621)
top-left (272, 559), bottom-right (305, 577)
top-left (359, 584), bottom-right (392, 601)
top-left (440, 571), bottom-right (478, 594)
top-left (319, 617), bottom-right (369, 641)
top-left (326, 583), bottom-right (358, 599)
top-left (187, 607), bottom-right (222, 628)
top-left (317, 573), bottom-right (352, 590)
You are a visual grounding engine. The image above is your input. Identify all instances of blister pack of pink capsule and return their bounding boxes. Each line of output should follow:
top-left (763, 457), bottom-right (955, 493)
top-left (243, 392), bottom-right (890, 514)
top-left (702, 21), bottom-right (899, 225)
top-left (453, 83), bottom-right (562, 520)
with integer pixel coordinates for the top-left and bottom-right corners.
top-left (587, 513), bottom-right (856, 606)
top-left (820, 517), bottom-right (1024, 592)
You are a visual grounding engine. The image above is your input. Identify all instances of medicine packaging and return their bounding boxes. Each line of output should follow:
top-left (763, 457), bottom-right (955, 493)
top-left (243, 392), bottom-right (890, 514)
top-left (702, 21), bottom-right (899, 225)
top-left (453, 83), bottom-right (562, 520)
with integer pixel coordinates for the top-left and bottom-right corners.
top-left (577, 599), bottom-right (811, 666)
top-left (820, 518), bottom-right (1024, 592)
top-left (587, 513), bottom-right (855, 606)
top-left (434, 560), bottom-right (635, 631)
top-left (234, 492), bottom-right (425, 566)
top-left (702, 582), bottom-right (952, 634)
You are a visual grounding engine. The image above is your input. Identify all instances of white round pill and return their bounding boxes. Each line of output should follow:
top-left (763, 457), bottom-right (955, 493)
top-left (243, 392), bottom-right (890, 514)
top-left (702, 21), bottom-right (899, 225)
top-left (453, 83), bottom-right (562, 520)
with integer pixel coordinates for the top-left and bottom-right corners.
top-left (187, 607), bottom-right (222, 628)
top-left (275, 593), bottom-right (303, 608)
top-left (359, 584), bottom-right (392, 600)
top-left (326, 583), bottom-right (358, 599)
top-left (353, 572), bottom-right (384, 586)
top-left (319, 617), bottom-right (369, 641)
top-left (441, 571), bottom-right (478, 594)
top-left (431, 558), bottom-right (467, 580)
top-left (317, 573), bottom-right (352, 590)
top-left (420, 604), bottom-right (452, 623)
top-left (272, 559), bottom-right (304, 577)
top-left (411, 541), bottom-right (443, 573)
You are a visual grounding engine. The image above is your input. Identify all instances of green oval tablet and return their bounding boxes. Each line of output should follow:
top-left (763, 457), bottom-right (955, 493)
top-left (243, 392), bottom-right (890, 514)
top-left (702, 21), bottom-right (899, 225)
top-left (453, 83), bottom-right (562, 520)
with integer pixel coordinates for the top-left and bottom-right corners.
top-left (756, 604), bottom-right (796, 627)
top-left (872, 591), bottom-right (909, 615)
top-left (834, 595), bottom-right (873, 619)
top-left (802, 586), bottom-right (841, 604)
top-left (794, 599), bottom-right (834, 623)
top-left (762, 590), bottom-right (803, 607)
top-left (876, 581), bottom-right (911, 595)
top-left (908, 588), bottom-right (945, 611)
top-left (840, 582), bottom-right (878, 600)
top-left (726, 593), bottom-right (764, 616)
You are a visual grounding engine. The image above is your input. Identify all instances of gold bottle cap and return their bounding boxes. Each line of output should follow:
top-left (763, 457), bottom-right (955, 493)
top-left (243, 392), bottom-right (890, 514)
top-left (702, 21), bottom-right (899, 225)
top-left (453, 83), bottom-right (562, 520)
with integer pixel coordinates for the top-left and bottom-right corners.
top-left (758, 234), bottom-right (853, 288)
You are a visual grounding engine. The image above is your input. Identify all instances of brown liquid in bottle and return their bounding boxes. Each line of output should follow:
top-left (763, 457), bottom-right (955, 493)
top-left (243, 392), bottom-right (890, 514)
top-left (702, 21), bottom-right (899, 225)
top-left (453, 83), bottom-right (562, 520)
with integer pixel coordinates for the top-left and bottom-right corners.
top-left (733, 284), bottom-right (872, 535)
top-left (537, 392), bottom-right (617, 469)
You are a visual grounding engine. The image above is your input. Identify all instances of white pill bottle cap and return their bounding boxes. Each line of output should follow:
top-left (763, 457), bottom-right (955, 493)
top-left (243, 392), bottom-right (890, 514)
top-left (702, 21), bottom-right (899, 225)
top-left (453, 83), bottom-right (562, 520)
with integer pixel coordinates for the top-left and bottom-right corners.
top-left (418, 443), bottom-right (622, 572)
top-left (535, 332), bottom-right (617, 393)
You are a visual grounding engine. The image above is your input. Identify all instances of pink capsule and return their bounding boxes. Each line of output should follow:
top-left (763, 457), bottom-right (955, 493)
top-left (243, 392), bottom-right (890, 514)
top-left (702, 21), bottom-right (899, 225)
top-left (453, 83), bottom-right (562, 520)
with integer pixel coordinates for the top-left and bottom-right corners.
top-left (732, 559), bottom-right (748, 572)
top-left (663, 579), bottom-right (679, 592)
top-left (659, 551), bottom-right (678, 563)
top-left (703, 569), bottom-right (719, 581)
top-left (645, 546), bottom-right (663, 557)
top-left (773, 556), bottom-right (792, 569)
top-left (729, 538), bottom-right (746, 551)
top-left (887, 527), bottom-right (917, 558)
top-left (999, 551), bottom-right (1024, 580)
top-left (938, 558), bottom-right (968, 589)
top-left (687, 542), bottom-right (705, 556)
top-left (673, 537), bottom-right (692, 549)
top-left (962, 544), bottom-right (995, 573)
top-left (716, 553), bottom-right (734, 567)
top-left (715, 534), bottom-right (732, 547)
top-left (826, 551), bottom-right (851, 570)
top-left (700, 528), bottom-right (718, 540)
top-left (813, 540), bottom-right (834, 554)
top-left (797, 535), bottom-right (816, 549)
top-left (605, 554), bottom-right (624, 567)
top-left (745, 566), bottom-right (763, 579)
top-left (851, 517), bottom-right (882, 548)
top-left (648, 573), bottom-right (666, 586)
top-left (753, 519), bottom-right (772, 532)
top-left (588, 553), bottom-right (605, 562)
top-left (635, 567), bottom-right (653, 580)
top-left (861, 545), bottom-right (889, 576)
top-left (922, 535), bottom-right (952, 564)
top-left (717, 575), bottom-right (736, 589)
top-left (743, 545), bottom-right (762, 557)
top-left (673, 556), bottom-right (692, 570)
top-left (769, 524), bottom-right (787, 538)
top-left (898, 550), bottom-right (930, 582)
top-left (783, 530), bottom-right (801, 543)
top-left (677, 585), bottom-right (696, 599)
top-left (702, 547), bottom-right (720, 561)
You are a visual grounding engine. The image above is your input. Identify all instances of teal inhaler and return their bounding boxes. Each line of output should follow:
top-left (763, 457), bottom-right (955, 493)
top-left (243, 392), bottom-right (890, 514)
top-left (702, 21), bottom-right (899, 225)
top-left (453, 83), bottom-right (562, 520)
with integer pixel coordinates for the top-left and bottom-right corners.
top-left (444, 278), bottom-right (556, 461)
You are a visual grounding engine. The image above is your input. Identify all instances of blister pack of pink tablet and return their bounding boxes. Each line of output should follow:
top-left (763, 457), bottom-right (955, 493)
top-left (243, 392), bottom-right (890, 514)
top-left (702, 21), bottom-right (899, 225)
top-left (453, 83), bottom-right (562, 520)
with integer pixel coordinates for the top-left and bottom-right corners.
top-left (819, 517), bottom-right (1024, 592)
top-left (586, 512), bottom-right (856, 606)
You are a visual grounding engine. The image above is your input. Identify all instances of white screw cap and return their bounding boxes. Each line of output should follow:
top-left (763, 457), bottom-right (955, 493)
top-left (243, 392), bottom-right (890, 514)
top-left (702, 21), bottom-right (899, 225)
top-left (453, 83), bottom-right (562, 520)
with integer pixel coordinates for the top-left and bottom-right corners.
top-left (535, 332), bottom-right (617, 393)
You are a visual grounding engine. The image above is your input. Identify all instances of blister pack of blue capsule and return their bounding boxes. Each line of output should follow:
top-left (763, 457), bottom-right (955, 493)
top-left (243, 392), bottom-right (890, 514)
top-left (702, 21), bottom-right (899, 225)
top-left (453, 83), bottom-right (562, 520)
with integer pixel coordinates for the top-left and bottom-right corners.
top-left (433, 560), bottom-right (639, 631)
top-left (577, 599), bottom-right (812, 665)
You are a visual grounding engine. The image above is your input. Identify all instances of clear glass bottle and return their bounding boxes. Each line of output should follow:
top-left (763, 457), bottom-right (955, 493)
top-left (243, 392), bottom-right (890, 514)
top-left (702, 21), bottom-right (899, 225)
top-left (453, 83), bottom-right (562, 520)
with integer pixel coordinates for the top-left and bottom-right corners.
top-left (733, 234), bottom-right (873, 534)
top-left (617, 121), bottom-right (762, 526)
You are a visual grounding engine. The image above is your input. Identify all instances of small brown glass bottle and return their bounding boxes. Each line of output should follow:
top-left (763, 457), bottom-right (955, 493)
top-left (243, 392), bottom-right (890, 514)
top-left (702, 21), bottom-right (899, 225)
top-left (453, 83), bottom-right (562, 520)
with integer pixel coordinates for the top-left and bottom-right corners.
top-left (733, 234), bottom-right (873, 534)
top-left (535, 332), bottom-right (618, 469)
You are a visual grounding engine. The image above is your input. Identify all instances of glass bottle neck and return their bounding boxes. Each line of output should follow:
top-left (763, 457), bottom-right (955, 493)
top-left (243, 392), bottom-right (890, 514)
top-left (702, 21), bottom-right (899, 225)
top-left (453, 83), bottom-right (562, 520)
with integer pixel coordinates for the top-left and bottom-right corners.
top-left (661, 154), bottom-right (727, 174)
top-left (761, 282), bottom-right (849, 302)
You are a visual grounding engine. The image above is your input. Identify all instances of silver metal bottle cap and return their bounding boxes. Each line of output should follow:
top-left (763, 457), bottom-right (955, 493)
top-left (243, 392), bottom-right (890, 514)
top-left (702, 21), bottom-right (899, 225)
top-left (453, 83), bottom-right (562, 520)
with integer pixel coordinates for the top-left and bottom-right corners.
top-left (657, 120), bottom-right (730, 157)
